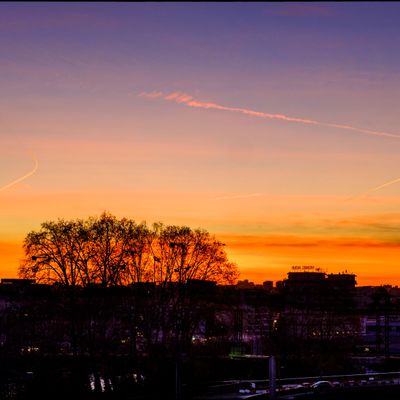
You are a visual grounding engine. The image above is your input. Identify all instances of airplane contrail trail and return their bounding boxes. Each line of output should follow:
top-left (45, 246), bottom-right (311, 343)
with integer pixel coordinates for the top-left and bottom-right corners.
top-left (139, 91), bottom-right (400, 139)
top-left (0, 155), bottom-right (39, 192)
top-left (349, 176), bottom-right (400, 200)
top-left (365, 177), bottom-right (400, 194)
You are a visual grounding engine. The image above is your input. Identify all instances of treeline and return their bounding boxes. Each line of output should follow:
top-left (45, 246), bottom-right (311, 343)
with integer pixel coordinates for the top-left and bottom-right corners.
top-left (19, 212), bottom-right (239, 287)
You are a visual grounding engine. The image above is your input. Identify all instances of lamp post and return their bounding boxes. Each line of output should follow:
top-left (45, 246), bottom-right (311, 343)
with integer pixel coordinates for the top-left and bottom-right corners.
top-left (269, 355), bottom-right (277, 399)
top-left (31, 255), bottom-right (50, 274)
top-left (169, 242), bottom-right (189, 283)
top-left (153, 256), bottom-right (161, 283)
top-left (31, 255), bottom-right (51, 263)
top-left (169, 242), bottom-right (191, 400)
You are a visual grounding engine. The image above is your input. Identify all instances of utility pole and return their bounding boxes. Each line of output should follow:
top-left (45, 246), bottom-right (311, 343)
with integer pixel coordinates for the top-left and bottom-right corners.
top-left (269, 355), bottom-right (277, 399)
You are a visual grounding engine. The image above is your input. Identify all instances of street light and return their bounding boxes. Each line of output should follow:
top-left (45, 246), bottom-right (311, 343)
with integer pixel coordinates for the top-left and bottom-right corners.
top-left (169, 243), bottom-right (190, 282)
top-left (32, 254), bottom-right (52, 262)
top-left (31, 255), bottom-right (51, 273)
top-left (153, 255), bottom-right (161, 283)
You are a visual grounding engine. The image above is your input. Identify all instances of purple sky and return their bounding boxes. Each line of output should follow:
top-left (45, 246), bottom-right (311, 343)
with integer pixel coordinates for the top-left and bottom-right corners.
top-left (1, 3), bottom-right (400, 284)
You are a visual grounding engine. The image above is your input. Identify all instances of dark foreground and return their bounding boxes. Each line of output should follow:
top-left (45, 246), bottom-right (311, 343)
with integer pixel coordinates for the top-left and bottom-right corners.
top-left (2, 354), bottom-right (400, 400)
top-left (283, 384), bottom-right (400, 400)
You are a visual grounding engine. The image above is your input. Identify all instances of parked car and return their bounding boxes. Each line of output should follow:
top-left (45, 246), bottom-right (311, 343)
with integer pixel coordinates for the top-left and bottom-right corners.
top-left (239, 382), bottom-right (256, 394)
top-left (311, 381), bottom-right (333, 393)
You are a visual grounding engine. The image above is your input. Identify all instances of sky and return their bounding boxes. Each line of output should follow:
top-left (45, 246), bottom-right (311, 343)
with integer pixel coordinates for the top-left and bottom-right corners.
top-left (1, 2), bottom-right (400, 285)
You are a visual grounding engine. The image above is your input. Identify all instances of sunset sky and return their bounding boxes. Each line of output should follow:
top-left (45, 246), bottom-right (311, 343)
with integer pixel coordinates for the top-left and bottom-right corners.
top-left (2, 2), bottom-right (400, 285)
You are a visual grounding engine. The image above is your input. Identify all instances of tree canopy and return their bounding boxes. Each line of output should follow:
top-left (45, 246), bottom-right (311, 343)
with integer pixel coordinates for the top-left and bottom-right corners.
top-left (19, 212), bottom-right (239, 287)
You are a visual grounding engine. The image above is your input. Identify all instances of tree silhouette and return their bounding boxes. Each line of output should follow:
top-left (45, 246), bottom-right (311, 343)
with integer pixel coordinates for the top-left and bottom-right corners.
top-left (20, 219), bottom-right (90, 287)
top-left (19, 212), bottom-right (239, 357)
top-left (19, 212), bottom-right (238, 287)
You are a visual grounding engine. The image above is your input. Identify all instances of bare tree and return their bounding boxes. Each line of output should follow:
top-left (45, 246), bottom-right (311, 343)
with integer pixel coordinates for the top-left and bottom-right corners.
top-left (139, 223), bottom-right (239, 349)
top-left (123, 222), bottom-right (155, 284)
top-left (19, 219), bottom-right (90, 287)
top-left (149, 223), bottom-right (238, 286)
top-left (20, 214), bottom-right (238, 287)
top-left (88, 212), bottom-right (134, 286)
top-left (19, 213), bottom-right (239, 357)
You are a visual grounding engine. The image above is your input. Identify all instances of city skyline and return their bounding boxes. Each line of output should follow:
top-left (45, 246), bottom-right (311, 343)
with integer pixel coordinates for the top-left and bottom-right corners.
top-left (1, 3), bottom-right (400, 285)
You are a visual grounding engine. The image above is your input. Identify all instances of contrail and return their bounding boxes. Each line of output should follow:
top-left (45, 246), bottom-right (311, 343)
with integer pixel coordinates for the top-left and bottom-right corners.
top-left (349, 176), bottom-right (400, 200)
top-left (0, 155), bottom-right (38, 192)
top-left (139, 91), bottom-right (400, 139)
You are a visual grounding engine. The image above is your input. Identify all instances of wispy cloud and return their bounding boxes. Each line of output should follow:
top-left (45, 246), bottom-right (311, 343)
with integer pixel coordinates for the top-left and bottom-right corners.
top-left (139, 91), bottom-right (400, 139)
top-left (0, 154), bottom-right (38, 192)
top-left (215, 193), bottom-right (263, 200)
top-left (221, 233), bottom-right (400, 253)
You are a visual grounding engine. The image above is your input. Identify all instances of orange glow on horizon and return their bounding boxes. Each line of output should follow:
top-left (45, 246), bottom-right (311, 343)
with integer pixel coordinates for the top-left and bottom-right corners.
top-left (221, 233), bottom-right (400, 287)
top-left (2, 232), bottom-right (399, 287)
top-left (1, 188), bottom-right (400, 286)
top-left (2, 4), bottom-right (400, 291)
top-left (0, 241), bottom-right (24, 279)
